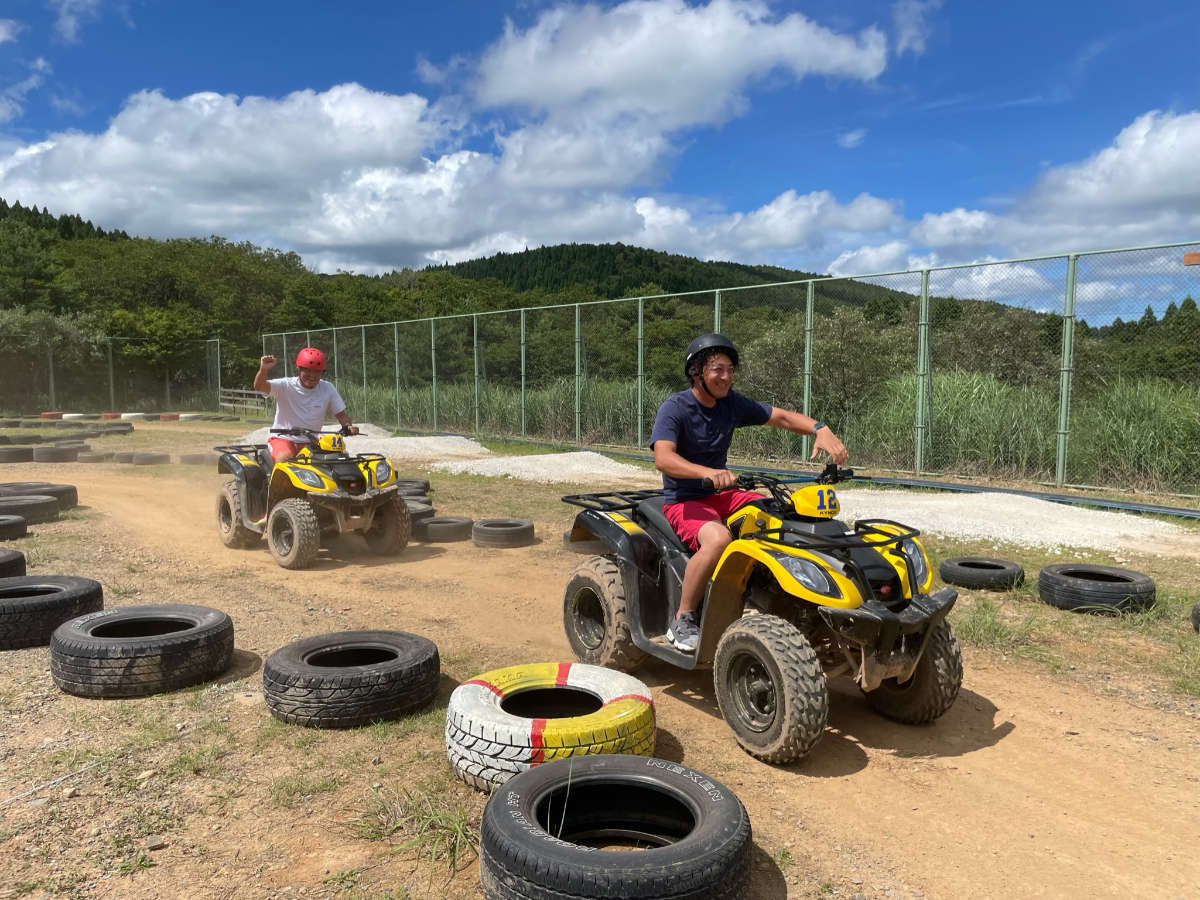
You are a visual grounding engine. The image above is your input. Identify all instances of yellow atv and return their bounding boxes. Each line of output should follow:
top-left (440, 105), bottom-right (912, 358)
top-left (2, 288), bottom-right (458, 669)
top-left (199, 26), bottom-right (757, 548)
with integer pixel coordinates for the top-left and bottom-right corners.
top-left (561, 464), bottom-right (962, 763)
top-left (215, 427), bottom-right (410, 569)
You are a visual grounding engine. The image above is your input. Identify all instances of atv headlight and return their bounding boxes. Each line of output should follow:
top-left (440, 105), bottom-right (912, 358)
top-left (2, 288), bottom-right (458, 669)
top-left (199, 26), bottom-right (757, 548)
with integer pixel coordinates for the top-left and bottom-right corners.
top-left (900, 538), bottom-right (929, 586)
top-left (373, 461), bottom-right (392, 484)
top-left (773, 553), bottom-right (839, 598)
top-left (294, 467), bottom-right (327, 489)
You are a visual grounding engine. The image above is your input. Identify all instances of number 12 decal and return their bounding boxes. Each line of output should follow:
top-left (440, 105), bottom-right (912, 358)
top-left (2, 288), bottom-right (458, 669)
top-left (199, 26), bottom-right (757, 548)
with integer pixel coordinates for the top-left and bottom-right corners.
top-left (816, 489), bottom-right (839, 511)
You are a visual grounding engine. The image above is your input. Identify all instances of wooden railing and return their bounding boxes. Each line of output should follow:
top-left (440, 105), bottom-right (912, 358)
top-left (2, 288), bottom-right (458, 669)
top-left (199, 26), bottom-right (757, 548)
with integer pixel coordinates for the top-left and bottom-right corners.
top-left (219, 388), bottom-right (271, 415)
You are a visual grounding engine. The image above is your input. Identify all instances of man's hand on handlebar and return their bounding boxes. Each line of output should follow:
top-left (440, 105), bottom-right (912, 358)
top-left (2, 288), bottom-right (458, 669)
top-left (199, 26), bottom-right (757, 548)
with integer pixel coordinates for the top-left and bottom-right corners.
top-left (811, 427), bottom-right (848, 465)
top-left (340, 424), bottom-right (360, 436)
top-left (701, 468), bottom-right (737, 491)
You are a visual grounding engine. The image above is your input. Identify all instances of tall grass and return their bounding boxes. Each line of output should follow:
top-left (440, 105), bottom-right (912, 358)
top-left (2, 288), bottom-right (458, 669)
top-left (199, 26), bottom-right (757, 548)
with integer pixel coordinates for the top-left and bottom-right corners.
top-left (335, 372), bottom-right (1199, 493)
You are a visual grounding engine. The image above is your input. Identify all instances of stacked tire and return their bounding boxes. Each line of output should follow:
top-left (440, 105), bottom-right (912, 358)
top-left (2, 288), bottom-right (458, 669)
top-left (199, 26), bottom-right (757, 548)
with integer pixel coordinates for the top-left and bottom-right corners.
top-left (446, 662), bottom-right (655, 792)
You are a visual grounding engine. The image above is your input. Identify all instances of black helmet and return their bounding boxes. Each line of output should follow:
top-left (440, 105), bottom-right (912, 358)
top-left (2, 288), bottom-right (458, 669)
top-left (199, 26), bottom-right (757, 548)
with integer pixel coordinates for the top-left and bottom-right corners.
top-left (684, 333), bottom-right (739, 377)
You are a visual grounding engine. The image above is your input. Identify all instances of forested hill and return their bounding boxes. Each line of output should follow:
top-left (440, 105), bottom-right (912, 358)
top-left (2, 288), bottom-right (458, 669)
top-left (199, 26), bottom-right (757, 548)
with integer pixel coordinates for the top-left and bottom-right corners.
top-left (0, 196), bottom-right (129, 241)
top-left (431, 242), bottom-right (821, 298)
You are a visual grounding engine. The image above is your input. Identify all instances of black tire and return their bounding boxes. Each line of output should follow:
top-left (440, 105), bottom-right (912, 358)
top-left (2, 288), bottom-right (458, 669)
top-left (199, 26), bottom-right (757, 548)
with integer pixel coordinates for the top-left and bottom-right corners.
top-left (131, 452), bottom-right (171, 466)
top-left (0, 515), bottom-right (27, 539)
top-left (0, 447), bottom-right (34, 463)
top-left (939, 557), bottom-right (1024, 590)
top-left (563, 555), bottom-right (646, 671)
top-left (0, 495), bottom-right (60, 525)
top-left (0, 548), bottom-right (26, 578)
top-left (0, 482), bottom-right (78, 510)
top-left (473, 518), bottom-right (535, 548)
top-left (262, 630), bottom-right (439, 728)
top-left (416, 515), bottom-right (473, 542)
top-left (216, 480), bottom-right (261, 549)
top-left (50, 603), bottom-right (232, 697)
top-left (0, 575), bottom-right (104, 650)
top-left (403, 500), bottom-right (435, 521)
top-left (363, 493), bottom-right (412, 555)
top-left (479, 754), bottom-right (751, 900)
top-left (76, 451), bottom-right (113, 463)
top-left (32, 446), bottom-right (78, 462)
top-left (267, 498), bottom-right (321, 569)
top-left (862, 620), bottom-right (963, 724)
top-left (394, 478), bottom-right (430, 493)
top-left (713, 614), bottom-right (828, 764)
top-left (400, 493), bottom-right (432, 505)
top-left (1037, 563), bottom-right (1156, 614)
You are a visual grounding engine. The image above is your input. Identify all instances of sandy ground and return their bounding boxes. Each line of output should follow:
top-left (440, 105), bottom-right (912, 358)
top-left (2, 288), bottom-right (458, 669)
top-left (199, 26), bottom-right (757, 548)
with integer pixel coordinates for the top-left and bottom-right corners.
top-left (0, 429), bottom-right (1197, 899)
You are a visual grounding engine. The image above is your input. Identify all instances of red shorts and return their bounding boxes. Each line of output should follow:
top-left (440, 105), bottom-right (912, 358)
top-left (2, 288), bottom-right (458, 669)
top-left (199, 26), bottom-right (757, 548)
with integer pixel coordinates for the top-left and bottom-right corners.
top-left (267, 436), bottom-right (306, 462)
top-left (663, 489), bottom-right (764, 551)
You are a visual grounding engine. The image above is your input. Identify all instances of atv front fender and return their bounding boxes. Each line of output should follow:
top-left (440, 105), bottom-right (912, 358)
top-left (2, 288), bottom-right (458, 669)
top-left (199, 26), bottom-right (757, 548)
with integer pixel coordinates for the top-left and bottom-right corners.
top-left (711, 541), bottom-right (863, 609)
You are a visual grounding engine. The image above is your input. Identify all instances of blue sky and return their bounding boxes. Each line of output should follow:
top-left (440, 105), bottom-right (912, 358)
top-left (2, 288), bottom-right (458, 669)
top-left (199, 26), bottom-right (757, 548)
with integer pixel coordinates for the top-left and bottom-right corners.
top-left (0, 0), bottom-right (1196, 278)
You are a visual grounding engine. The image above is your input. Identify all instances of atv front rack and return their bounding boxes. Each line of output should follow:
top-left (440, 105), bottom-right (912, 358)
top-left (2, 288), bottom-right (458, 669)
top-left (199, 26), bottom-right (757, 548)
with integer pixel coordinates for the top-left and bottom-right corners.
top-left (756, 518), bottom-right (920, 552)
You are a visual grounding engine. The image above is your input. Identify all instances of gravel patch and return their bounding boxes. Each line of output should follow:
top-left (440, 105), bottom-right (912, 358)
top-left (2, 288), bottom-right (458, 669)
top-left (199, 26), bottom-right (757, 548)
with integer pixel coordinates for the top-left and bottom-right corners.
top-left (429, 451), bottom-right (645, 483)
top-left (836, 487), bottom-right (1190, 553)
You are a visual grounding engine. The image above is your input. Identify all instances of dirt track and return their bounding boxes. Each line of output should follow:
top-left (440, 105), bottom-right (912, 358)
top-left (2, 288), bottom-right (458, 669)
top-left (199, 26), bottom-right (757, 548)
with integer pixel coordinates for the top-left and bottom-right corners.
top-left (1, 440), bottom-right (1197, 899)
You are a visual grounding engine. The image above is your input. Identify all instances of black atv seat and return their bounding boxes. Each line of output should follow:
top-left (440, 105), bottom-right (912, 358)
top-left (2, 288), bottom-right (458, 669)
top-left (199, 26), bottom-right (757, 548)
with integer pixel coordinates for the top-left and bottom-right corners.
top-left (636, 498), bottom-right (690, 554)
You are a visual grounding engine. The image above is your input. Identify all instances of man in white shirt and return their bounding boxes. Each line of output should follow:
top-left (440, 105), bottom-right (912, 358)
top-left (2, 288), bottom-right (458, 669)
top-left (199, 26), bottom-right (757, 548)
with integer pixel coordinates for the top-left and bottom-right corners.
top-left (253, 347), bottom-right (359, 462)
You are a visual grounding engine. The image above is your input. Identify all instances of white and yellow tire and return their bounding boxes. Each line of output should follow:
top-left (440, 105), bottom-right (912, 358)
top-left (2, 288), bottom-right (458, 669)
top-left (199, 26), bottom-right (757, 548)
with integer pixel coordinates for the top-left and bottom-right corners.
top-left (446, 662), bottom-right (655, 791)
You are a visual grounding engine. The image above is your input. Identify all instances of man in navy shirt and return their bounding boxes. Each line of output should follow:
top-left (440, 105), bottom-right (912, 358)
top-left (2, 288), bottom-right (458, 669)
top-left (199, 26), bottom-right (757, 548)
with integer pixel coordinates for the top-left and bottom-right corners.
top-left (649, 333), bottom-right (848, 652)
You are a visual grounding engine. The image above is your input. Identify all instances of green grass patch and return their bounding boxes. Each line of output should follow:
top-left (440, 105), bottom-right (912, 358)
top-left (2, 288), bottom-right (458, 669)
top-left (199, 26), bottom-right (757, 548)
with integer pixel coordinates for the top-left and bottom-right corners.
top-left (269, 773), bottom-right (340, 808)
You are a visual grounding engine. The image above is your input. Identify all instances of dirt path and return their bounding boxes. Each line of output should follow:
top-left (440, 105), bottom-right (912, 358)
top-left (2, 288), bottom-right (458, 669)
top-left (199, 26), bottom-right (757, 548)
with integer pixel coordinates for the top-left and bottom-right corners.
top-left (3, 454), bottom-right (1197, 899)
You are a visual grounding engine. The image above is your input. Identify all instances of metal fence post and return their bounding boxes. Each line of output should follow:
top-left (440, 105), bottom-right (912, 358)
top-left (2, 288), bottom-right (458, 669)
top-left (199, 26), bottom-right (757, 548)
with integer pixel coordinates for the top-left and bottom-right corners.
top-left (914, 270), bottom-right (931, 475)
top-left (361, 325), bottom-right (367, 417)
top-left (714, 290), bottom-right (722, 332)
top-left (107, 339), bottom-right (115, 411)
top-left (637, 298), bottom-right (645, 447)
top-left (430, 319), bottom-right (438, 432)
top-left (802, 281), bottom-right (814, 459)
top-left (393, 323), bottom-right (400, 427)
top-left (281, 334), bottom-right (288, 378)
top-left (574, 304), bottom-right (581, 444)
top-left (473, 313), bottom-right (480, 434)
top-left (215, 338), bottom-right (222, 408)
top-left (331, 329), bottom-right (338, 384)
top-left (1055, 254), bottom-right (1079, 488)
top-left (520, 309), bottom-right (527, 438)
top-left (47, 345), bottom-right (56, 410)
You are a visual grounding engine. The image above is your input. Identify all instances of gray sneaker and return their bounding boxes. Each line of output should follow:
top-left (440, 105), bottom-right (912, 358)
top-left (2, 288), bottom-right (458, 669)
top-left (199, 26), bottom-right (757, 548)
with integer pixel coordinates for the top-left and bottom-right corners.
top-left (667, 612), bottom-right (700, 652)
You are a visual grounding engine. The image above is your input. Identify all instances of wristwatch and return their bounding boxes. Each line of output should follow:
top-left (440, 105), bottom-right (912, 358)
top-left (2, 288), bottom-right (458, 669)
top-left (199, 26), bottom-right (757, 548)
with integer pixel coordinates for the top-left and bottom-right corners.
top-left (812, 421), bottom-right (827, 434)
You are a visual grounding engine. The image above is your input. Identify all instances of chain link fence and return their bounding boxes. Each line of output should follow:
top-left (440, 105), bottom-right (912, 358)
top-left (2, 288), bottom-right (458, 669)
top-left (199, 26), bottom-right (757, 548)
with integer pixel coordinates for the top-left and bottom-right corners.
top-left (0, 337), bottom-right (223, 413)
top-left (261, 242), bottom-right (1200, 495)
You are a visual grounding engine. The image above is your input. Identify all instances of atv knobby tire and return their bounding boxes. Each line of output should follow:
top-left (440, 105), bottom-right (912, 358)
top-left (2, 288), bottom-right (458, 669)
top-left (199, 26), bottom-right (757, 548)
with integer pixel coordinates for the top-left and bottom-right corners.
top-left (50, 604), bottom-right (233, 697)
top-left (446, 662), bottom-right (655, 792)
top-left (563, 555), bottom-right (647, 671)
top-left (0, 575), bottom-right (103, 650)
top-left (363, 492), bottom-right (412, 556)
top-left (862, 620), bottom-right (963, 724)
top-left (1037, 563), bottom-right (1156, 614)
top-left (0, 548), bottom-right (27, 578)
top-left (713, 614), bottom-right (828, 764)
top-left (939, 556), bottom-right (1024, 590)
top-left (0, 495), bottom-right (60, 525)
top-left (479, 754), bottom-right (751, 900)
top-left (267, 498), bottom-right (321, 569)
top-left (0, 514), bottom-right (27, 539)
top-left (216, 480), bottom-right (261, 549)
top-left (262, 630), bottom-right (439, 728)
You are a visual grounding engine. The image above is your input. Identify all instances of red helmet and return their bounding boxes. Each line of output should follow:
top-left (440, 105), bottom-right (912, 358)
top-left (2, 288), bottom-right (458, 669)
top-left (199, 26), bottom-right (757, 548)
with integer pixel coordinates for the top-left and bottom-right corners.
top-left (295, 347), bottom-right (326, 371)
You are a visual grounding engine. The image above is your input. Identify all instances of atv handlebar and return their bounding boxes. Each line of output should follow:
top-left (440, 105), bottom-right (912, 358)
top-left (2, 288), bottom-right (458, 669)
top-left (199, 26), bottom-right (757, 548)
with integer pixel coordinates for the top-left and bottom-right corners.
top-left (270, 426), bottom-right (355, 439)
top-left (701, 464), bottom-right (855, 494)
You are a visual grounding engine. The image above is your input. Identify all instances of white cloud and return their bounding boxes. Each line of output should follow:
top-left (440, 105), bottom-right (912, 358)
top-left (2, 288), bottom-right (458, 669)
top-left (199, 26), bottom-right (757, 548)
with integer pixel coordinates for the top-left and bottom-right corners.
top-left (474, 0), bottom-right (887, 129)
top-left (827, 241), bottom-right (909, 275)
top-left (0, 19), bottom-right (24, 44)
top-left (910, 207), bottom-right (1001, 249)
top-left (48, 0), bottom-right (103, 43)
top-left (892, 0), bottom-right (941, 56)
top-left (836, 128), bottom-right (866, 148)
top-left (0, 57), bottom-right (51, 124)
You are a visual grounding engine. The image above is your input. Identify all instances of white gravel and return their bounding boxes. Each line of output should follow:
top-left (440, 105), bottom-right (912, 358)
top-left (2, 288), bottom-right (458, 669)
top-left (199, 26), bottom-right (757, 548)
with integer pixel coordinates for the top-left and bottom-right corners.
top-left (237, 423), bottom-right (491, 460)
top-left (429, 451), bottom-right (645, 483)
top-left (835, 487), bottom-right (1191, 554)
